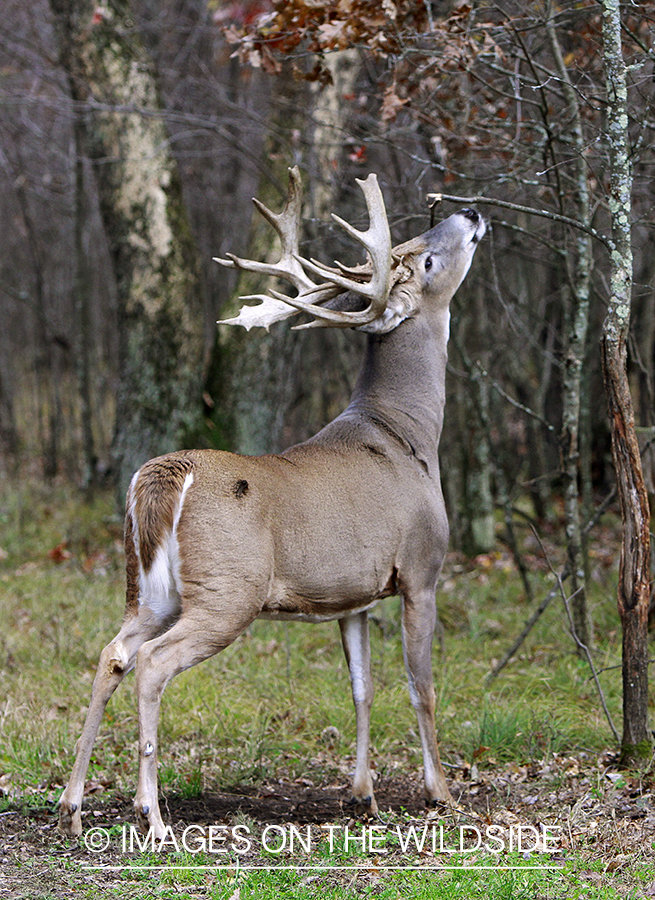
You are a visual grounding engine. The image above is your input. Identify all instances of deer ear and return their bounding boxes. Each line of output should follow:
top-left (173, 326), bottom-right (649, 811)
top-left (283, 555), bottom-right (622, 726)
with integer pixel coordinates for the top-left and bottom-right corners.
top-left (317, 288), bottom-right (409, 333)
top-left (321, 291), bottom-right (368, 314)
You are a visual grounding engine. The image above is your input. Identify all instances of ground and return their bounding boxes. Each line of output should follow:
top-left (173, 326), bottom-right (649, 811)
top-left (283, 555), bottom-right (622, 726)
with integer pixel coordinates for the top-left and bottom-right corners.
top-left (2, 756), bottom-right (654, 898)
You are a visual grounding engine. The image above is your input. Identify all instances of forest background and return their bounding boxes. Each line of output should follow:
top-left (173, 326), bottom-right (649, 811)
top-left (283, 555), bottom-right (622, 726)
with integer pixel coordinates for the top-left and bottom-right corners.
top-left (2, 0), bottom-right (654, 659)
top-left (1, 1), bottom-right (655, 895)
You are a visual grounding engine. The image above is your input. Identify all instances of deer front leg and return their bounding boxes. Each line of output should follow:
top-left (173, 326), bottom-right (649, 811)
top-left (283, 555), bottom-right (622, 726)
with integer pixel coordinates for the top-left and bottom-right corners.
top-left (59, 609), bottom-right (165, 836)
top-left (339, 612), bottom-right (377, 815)
top-left (401, 591), bottom-right (452, 806)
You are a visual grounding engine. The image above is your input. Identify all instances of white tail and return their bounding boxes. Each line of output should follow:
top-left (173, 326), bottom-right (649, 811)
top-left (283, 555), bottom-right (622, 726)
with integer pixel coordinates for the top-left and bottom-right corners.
top-left (59, 169), bottom-right (485, 839)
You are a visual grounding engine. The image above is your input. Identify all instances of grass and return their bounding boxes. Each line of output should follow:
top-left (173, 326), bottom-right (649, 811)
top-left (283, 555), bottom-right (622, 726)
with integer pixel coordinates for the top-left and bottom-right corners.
top-left (1, 477), bottom-right (652, 899)
top-left (109, 854), bottom-right (568, 899)
top-left (2, 838), bottom-right (649, 899)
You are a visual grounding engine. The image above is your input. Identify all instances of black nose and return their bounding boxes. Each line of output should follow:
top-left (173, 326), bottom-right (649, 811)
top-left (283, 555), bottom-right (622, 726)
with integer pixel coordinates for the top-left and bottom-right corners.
top-left (459, 208), bottom-right (480, 223)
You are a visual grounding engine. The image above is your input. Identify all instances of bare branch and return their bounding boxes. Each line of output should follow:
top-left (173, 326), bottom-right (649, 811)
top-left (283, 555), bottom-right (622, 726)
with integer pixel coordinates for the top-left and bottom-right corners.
top-left (428, 193), bottom-right (611, 250)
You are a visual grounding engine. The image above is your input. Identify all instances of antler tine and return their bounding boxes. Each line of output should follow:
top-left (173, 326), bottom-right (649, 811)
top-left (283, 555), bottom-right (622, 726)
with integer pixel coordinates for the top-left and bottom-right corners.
top-left (214, 167), bottom-right (313, 292)
top-left (283, 174), bottom-right (393, 329)
top-left (216, 167), bottom-right (339, 330)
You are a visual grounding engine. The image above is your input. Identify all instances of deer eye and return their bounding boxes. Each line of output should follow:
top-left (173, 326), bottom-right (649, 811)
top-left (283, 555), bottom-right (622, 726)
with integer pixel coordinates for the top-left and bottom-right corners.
top-left (425, 256), bottom-right (433, 271)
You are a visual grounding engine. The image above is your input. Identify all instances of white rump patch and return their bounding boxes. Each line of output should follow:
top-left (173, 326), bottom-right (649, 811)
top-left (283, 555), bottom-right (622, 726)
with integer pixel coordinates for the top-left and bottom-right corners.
top-left (132, 470), bottom-right (194, 622)
top-left (141, 542), bottom-right (176, 621)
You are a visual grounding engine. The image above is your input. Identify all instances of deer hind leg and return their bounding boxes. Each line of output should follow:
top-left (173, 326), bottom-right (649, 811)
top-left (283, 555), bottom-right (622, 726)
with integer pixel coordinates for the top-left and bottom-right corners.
top-left (58, 607), bottom-right (166, 836)
top-left (339, 612), bottom-right (377, 815)
top-left (133, 602), bottom-right (259, 839)
top-left (401, 591), bottom-right (452, 805)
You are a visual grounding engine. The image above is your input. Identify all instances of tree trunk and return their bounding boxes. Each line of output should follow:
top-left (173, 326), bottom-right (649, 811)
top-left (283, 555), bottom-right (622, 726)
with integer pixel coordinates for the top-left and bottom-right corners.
top-left (72, 110), bottom-right (97, 495)
top-left (50, 0), bottom-right (204, 503)
top-left (548, 16), bottom-right (593, 652)
top-left (215, 58), bottom-right (364, 455)
top-left (600, 0), bottom-right (652, 761)
top-left (0, 365), bottom-right (18, 465)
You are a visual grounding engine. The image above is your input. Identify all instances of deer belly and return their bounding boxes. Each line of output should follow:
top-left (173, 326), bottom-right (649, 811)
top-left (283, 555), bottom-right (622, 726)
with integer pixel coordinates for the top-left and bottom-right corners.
top-left (258, 597), bottom-right (381, 623)
top-left (259, 553), bottom-right (397, 621)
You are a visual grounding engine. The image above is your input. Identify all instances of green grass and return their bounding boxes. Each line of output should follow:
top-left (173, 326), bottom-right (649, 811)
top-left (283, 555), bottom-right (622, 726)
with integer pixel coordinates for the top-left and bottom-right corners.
top-left (2, 843), bottom-right (646, 899)
top-left (120, 856), bottom-right (564, 900)
top-left (1, 478), bottom-right (651, 899)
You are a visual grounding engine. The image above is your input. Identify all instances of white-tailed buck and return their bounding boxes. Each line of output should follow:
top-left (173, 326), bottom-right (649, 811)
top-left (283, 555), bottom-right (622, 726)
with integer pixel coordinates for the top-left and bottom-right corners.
top-left (59, 168), bottom-right (485, 839)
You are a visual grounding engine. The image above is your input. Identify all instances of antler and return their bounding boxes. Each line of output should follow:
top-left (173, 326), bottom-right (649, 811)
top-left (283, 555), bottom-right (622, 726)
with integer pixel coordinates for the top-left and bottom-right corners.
top-left (216, 168), bottom-right (393, 331)
top-left (214, 167), bottom-right (335, 331)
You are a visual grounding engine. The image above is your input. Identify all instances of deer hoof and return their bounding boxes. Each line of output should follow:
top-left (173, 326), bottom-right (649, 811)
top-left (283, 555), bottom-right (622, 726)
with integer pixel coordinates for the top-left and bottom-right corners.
top-left (135, 803), bottom-right (151, 832)
top-left (425, 796), bottom-right (453, 810)
top-left (58, 800), bottom-right (82, 836)
top-left (135, 803), bottom-right (168, 841)
top-left (349, 795), bottom-right (379, 818)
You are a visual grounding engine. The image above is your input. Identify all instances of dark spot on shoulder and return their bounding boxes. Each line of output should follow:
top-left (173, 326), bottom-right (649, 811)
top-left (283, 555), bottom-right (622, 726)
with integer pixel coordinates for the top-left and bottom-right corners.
top-left (234, 479), bottom-right (249, 498)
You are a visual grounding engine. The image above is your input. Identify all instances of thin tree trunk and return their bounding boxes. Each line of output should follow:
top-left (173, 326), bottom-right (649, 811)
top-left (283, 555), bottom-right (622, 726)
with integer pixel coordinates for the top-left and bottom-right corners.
top-left (50, 0), bottom-right (96, 487)
top-left (0, 364), bottom-right (18, 464)
top-left (547, 15), bottom-right (593, 652)
top-left (72, 110), bottom-right (97, 495)
top-left (600, 0), bottom-right (652, 761)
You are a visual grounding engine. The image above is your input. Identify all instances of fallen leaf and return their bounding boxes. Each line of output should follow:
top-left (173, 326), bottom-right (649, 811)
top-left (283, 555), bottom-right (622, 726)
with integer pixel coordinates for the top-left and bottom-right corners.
top-left (48, 543), bottom-right (72, 563)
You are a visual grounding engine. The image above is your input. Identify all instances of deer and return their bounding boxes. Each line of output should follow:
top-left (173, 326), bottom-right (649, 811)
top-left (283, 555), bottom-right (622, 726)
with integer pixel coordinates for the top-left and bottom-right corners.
top-left (58, 167), bottom-right (485, 840)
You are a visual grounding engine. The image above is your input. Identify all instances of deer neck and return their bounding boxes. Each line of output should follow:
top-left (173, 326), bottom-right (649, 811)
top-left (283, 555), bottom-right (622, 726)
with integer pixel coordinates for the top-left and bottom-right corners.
top-left (345, 307), bottom-right (450, 473)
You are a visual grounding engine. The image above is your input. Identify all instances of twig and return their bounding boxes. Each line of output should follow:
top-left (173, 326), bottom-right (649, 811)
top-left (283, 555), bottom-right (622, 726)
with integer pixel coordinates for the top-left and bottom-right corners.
top-left (476, 364), bottom-right (556, 434)
top-left (486, 487), bottom-right (617, 683)
top-left (533, 527), bottom-right (620, 743)
top-left (580, 487), bottom-right (617, 538)
top-left (559, 580), bottom-right (620, 742)
top-left (592, 659), bottom-right (655, 678)
top-left (497, 490), bottom-right (535, 606)
top-left (486, 572), bottom-right (567, 684)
